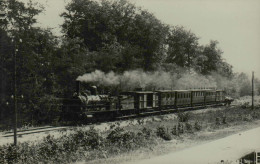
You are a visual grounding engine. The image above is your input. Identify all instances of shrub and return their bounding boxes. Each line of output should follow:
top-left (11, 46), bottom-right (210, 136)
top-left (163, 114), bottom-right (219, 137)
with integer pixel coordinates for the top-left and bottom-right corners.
top-left (241, 102), bottom-right (250, 109)
top-left (107, 127), bottom-right (136, 149)
top-left (222, 116), bottom-right (227, 124)
top-left (185, 122), bottom-right (193, 132)
top-left (171, 125), bottom-right (179, 136)
top-left (243, 114), bottom-right (253, 121)
top-left (194, 121), bottom-right (202, 131)
top-left (141, 127), bottom-right (153, 139)
top-left (177, 112), bottom-right (191, 122)
top-left (156, 126), bottom-right (172, 141)
top-left (178, 123), bottom-right (184, 134)
top-left (76, 128), bottom-right (103, 150)
top-left (38, 135), bottom-right (59, 159)
top-left (1, 144), bottom-right (19, 163)
top-left (215, 117), bottom-right (221, 125)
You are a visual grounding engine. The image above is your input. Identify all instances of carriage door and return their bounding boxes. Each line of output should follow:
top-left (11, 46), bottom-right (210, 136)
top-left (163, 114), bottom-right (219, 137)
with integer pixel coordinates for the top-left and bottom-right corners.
top-left (147, 93), bottom-right (153, 108)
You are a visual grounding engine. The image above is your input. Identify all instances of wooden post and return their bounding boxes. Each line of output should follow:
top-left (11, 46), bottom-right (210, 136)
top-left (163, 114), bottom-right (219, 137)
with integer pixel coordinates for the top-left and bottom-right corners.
top-left (252, 71), bottom-right (254, 110)
top-left (13, 39), bottom-right (17, 146)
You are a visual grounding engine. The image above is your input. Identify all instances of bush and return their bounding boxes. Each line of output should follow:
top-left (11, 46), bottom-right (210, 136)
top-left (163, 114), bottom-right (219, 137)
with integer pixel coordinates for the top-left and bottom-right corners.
top-left (243, 114), bottom-right (253, 121)
top-left (107, 127), bottom-right (136, 150)
top-left (185, 122), bottom-right (193, 132)
top-left (0, 144), bottom-right (19, 163)
top-left (241, 102), bottom-right (250, 109)
top-left (215, 117), bottom-right (221, 125)
top-left (178, 123), bottom-right (184, 134)
top-left (171, 125), bottom-right (178, 136)
top-left (177, 112), bottom-right (191, 122)
top-left (194, 121), bottom-right (202, 131)
top-left (72, 127), bottom-right (104, 150)
top-left (222, 116), bottom-right (227, 124)
top-left (141, 127), bottom-right (153, 139)
top-left (156, 126), bottom-right (172, 141)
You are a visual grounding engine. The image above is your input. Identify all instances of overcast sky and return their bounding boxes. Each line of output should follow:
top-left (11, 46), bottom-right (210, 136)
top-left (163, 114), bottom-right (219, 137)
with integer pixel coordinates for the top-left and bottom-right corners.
top-left (35, 0), bottom-right (260, 78)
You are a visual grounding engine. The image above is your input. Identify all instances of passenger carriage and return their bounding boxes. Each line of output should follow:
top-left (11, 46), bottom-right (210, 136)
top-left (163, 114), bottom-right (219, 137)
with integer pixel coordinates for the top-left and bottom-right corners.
top-left (205, 89), bottom-right (217, 104)
top-left (157, 90), bottom-right (176, 109)
top-left (65, 81), bottom-right (228, 123)
top-left (191, 89), bottom-right (205, 106)
top-left (176, 90), bottom-right (192, 107)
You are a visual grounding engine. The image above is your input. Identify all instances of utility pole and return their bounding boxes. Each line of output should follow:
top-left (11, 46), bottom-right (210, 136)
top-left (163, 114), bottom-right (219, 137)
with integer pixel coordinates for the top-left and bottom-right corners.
top-left (1, 0), bottom-right (20, 146)
top-left (252, 71), bottom-right (254, 110)
top-left (13, 39), bottom-right (18, 146)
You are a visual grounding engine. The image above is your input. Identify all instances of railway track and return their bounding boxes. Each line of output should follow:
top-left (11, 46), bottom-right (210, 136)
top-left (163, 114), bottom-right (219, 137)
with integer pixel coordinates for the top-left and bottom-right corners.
top-left (1, 103), bottom-right (228, 138)
top-left (0, 126), bottom-right (67, 138)
top-left (115, 103), bottom-right (226, 120)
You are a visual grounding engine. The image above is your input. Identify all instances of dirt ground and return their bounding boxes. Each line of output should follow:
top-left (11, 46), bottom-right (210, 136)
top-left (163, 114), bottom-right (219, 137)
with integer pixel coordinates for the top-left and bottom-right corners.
top-left (125, 124), bottom-right (260, 164)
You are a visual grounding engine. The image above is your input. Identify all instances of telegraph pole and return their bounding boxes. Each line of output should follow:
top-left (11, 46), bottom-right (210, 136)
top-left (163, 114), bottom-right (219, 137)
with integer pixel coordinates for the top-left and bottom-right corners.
top-left (13, 40), bottom-right (17, 145)
top-left (252, 71), bottom-right (254, 110)
top-left (1, 0), bottom-right (19, 146)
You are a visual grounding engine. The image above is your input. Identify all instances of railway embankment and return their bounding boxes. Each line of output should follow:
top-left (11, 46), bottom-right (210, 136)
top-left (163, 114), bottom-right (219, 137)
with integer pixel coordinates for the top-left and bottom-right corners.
top-left (0, 96), bottom-right (259, 164)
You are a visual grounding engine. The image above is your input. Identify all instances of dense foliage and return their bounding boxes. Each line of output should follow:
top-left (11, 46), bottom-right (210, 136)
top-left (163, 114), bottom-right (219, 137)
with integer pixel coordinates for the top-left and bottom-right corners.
top-left (0, 0), bottom-right (259, 128)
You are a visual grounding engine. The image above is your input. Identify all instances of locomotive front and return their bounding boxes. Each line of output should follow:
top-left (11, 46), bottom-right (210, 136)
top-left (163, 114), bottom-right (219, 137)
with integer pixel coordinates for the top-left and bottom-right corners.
top-left (62, 81), bottom-right (116, 124)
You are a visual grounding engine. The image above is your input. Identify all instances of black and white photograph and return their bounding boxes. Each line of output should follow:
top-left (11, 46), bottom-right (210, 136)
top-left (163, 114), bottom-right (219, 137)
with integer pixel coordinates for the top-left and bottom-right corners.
top-left (0, 0), bottom-right (260, 163)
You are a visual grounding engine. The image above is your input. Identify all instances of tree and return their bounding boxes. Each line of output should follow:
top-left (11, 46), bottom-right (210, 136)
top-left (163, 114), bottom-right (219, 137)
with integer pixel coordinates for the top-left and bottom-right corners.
top-left (54, 37), bottom-right (89, 97)
top-left (61, 0), bottom-right (169, 71)
top-left (0, 0), bottom-right (65, 126)
top-left (166, 26), bottom-right (199, 69)
top-left (198, 40), bottom-right (222, 74)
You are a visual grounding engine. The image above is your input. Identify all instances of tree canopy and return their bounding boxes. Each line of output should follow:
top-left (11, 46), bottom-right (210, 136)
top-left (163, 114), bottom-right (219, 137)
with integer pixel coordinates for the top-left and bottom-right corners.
top-left (0, 0), bottom-right (257, 128)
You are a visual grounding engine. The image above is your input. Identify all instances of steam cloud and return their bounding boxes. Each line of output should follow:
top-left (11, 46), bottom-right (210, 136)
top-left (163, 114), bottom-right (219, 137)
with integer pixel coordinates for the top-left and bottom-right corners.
top-left (77, 69), bottom-right (217, 91)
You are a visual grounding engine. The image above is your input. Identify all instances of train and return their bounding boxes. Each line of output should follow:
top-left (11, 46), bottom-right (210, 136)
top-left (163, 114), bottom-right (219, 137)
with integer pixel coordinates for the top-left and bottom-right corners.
top-left (62, 81), bottom-right (232, 124)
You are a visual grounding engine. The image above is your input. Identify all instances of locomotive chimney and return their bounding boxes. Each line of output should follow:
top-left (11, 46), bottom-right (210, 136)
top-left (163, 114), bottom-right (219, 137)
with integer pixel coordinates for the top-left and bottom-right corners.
top-left (76, 80), bottom-right (80, 95)
top-left (90, 86), bottom-right (97, 95)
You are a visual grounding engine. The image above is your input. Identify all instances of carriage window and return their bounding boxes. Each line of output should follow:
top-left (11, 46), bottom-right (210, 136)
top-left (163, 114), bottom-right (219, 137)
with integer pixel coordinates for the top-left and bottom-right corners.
top-left (171, 93), bottom-right (175, 97)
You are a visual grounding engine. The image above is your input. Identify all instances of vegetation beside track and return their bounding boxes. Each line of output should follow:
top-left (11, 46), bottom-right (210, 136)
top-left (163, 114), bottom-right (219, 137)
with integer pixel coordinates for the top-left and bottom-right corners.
top-left (0, 96), bottom-right (260, 164)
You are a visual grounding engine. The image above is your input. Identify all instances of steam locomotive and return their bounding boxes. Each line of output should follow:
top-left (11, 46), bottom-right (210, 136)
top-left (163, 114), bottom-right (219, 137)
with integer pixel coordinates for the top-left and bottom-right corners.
top-left (62, 81), bottom-right (230, 123)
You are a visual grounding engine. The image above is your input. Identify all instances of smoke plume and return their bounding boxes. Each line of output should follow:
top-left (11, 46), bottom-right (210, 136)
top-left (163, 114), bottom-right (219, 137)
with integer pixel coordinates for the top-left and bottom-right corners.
top-left (77, 69), bottom-right (217, 91)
